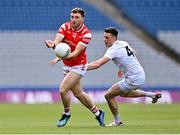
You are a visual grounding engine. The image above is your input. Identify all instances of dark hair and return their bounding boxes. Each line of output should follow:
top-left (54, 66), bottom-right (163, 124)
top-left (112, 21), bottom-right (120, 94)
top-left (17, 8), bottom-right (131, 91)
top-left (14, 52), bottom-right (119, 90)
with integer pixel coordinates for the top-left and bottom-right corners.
top-left (71, 7), bottom-right (85, 17)
top-left (104, 27), bottom-right (118, 38)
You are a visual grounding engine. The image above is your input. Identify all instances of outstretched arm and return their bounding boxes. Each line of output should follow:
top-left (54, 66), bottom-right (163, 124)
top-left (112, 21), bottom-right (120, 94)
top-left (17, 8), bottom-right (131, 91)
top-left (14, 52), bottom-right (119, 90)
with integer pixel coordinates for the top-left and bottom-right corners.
top-left (65, 43), bottom-right (86, 59)
top-left (87, 56), bottom-right (111, 71)
top-left (45, 35), bottom-right (64, 49)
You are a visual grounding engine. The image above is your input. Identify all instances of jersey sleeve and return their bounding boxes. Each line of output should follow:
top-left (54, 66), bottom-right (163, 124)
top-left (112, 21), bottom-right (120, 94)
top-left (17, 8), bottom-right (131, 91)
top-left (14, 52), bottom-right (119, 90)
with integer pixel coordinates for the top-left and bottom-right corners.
top-left (104, 48), bottom-right (117, 59)
top-left (56, 23), bottom-right (66, 38)
top-left (79, 31), bottom-right (92, 47)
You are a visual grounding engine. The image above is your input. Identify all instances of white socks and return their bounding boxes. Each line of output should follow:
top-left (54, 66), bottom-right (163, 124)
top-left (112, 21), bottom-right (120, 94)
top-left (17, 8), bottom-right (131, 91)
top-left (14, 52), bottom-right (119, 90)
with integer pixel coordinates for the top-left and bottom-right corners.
top-left (64, 111), bottom-right (71, 116)
top-left (94, 110), bottom-right (100, 116)
top-left (114, 114), bottom-right (121, 124)
top-left (146, 92), bottom-right (155, 98)
top-left (90, 105), bottom-right (100, 116)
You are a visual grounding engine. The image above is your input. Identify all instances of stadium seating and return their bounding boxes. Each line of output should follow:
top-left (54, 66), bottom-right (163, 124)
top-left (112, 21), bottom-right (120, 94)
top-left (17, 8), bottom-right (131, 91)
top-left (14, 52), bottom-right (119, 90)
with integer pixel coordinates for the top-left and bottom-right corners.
top-left (0, 0), bottom-right (123, 30)
top-left (0, 0), bottom-right (180, 90)
top-left (111, 0), bottom-right (180, 35)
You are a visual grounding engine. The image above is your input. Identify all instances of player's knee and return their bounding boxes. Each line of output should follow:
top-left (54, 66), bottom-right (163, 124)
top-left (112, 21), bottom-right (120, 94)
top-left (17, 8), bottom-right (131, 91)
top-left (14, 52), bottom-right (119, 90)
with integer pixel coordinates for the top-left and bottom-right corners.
top-left (59, 87), bottom-right (67, 97)
top-left (120, 91), bottom-right (129, 97)
top-left (105, 92), bottom-right (111, 100)
top-left (73, 91), bottom-right (83, 99)
top-left (59, 90), bottom-right (65, 97)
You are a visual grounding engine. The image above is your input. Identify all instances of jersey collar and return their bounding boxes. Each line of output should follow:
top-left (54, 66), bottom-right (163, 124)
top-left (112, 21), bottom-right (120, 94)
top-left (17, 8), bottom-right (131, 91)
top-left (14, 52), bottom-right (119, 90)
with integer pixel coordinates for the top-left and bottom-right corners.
top-left (72, 24), bottom-right (84, 32)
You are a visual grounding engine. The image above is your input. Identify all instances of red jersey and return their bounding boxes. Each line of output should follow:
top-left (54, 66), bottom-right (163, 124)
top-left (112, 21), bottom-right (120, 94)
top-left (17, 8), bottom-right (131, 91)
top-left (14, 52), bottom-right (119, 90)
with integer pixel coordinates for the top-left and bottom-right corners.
top-left (56, 21), bottom-right (92, 66)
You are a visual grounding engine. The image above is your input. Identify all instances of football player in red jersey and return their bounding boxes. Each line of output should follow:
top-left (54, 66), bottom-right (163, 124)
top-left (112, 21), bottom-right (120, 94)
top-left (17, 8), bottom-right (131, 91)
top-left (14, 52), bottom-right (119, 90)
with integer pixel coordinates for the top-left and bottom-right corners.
top-left (45, 7), bottom-right (105, 127)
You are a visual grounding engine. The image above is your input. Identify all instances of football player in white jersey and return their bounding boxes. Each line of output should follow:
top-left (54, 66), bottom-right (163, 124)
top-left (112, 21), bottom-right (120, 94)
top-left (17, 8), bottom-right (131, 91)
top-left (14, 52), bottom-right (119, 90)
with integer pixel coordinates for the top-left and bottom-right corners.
top-left (87, 27), bottom-right (161, 127)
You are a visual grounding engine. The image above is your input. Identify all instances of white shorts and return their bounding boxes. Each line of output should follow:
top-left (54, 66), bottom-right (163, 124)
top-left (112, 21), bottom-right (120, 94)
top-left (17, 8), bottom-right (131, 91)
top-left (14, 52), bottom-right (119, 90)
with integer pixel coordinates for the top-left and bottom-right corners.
top-left (118, 74), bottom-right (145, 93)
top-left (62, 64), bottom-right (88, 76)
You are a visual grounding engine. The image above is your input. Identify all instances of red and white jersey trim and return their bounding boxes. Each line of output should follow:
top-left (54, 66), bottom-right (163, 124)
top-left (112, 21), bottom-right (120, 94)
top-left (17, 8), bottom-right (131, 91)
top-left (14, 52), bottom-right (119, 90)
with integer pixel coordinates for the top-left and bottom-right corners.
top-left (83, 33), bottom-right (92, 38)
top-left (79, 41), bottom-right (88, 47)
top-left (72, 24), bottom-right (85, 32)
top-left (56, 33), bottom-right (64, 38)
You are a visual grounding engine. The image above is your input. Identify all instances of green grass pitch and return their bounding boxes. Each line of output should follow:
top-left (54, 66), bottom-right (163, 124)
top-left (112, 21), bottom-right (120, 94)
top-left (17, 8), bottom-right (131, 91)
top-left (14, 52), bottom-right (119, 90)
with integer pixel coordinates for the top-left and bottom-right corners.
top-left (0, 103), bottom-right (180, 134)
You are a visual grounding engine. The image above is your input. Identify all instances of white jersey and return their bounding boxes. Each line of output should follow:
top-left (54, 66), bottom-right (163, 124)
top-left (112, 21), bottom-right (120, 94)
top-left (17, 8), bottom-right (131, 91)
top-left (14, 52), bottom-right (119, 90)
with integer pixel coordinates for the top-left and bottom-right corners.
top-left (104, 40), bottom-right (145, 85)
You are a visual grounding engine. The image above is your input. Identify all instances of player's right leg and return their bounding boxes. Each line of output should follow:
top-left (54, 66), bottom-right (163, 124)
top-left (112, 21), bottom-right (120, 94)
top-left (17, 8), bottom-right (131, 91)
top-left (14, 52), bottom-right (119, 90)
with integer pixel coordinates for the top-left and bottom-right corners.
top-left (152, 91), bottom-right (161, 103)
top-left (125, 89), bottom-right (161, 103)
top-left (57, 71), bottom-right (81, 127)
top-left (117, 79), bottom-right (162, 104)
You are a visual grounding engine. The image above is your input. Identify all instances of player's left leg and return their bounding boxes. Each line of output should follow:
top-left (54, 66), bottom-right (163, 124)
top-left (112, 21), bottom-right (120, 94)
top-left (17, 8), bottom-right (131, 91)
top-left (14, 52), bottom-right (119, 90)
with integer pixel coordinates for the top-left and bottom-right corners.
top-left (71, 77), bottom-right (105, 127)
top-left (105, 83), bottom-right (124, 126)
top-left (71, 78), bottom-right (94, 109)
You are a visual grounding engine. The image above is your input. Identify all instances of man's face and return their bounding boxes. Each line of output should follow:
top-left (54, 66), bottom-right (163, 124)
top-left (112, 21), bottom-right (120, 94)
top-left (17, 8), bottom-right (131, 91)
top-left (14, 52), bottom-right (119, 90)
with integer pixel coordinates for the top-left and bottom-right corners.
top-left (104, 32), bottom-right (114, 47)
top-left (70, 13), bottom-right (84, 29)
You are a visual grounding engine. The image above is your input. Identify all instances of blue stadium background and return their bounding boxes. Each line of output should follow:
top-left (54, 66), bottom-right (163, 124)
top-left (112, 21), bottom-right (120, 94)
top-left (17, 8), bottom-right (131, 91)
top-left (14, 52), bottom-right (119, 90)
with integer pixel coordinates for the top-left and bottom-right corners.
top-left (0, 0), bottom-right (180, 103)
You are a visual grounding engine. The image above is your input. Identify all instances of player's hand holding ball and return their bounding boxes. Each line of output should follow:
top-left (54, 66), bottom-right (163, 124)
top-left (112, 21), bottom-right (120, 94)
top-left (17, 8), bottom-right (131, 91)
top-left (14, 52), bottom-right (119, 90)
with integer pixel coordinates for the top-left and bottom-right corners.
top-left (45, 40), bottom-right (55, 48)
top-left (117, 70), bottom-right (123, 78)
top-left (49, 43), bottom-right (71, 65)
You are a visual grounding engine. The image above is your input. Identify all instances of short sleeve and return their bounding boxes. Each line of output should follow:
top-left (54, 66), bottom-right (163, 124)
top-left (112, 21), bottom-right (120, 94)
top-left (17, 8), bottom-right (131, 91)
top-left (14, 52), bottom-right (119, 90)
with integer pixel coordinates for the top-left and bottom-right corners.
top-left (56, 23), bottom-right (66, 38)
top-left (104, 48), bottom-right (117, 59)
top-left (79, 31), bottom-right (92, 47)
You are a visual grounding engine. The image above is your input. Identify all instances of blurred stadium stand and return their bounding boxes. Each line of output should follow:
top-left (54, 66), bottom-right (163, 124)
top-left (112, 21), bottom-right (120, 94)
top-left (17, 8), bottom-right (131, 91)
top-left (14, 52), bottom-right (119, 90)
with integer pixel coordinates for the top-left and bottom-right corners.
top-left (111, 0), bottom-right (180, 55)
top-left (111, 0), bottom-right (180, 34)
top-left (0, 0), bottom-right (180, 103)
top-left (0, 0), bottom-right (123, 30)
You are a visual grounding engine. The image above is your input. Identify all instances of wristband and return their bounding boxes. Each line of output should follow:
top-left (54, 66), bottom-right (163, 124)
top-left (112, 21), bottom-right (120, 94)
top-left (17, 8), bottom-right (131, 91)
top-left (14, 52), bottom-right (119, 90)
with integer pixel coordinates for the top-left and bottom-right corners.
top-left (52, 43), bottom-right (56, 49)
